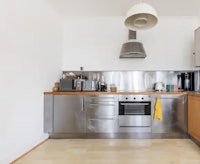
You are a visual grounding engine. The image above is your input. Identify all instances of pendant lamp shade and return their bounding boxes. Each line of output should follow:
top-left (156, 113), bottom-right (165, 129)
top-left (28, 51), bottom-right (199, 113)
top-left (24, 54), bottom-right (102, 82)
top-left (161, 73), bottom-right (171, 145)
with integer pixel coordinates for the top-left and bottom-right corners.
top-left (124, 2), bottom-right (158, 30)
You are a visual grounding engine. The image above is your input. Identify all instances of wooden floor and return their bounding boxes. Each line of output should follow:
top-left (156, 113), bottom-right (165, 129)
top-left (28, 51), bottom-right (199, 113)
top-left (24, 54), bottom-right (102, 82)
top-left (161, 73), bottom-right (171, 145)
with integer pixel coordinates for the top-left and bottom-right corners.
top-left (14, 139), bottom-right (200, 164)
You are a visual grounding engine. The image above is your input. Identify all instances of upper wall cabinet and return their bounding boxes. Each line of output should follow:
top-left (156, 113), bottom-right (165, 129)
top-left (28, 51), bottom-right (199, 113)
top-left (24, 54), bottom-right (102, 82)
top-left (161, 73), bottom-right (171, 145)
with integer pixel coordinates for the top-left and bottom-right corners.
top-left (194, 27), bottom-right (200, 67)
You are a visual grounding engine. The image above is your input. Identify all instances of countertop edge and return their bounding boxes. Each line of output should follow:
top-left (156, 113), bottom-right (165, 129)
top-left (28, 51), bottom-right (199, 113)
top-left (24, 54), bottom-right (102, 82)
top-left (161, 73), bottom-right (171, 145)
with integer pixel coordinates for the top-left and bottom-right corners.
top-left (44, 91), bottom-right (188, 95)
top-left (188, 92), bottom-right (200, 97)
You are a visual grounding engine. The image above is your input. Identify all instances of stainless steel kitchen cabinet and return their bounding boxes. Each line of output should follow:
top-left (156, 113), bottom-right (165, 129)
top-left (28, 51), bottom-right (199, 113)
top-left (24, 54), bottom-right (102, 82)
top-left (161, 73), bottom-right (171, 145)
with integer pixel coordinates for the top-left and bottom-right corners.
top-left (53, 95), bottom-right (85, 133)
top-left (85, 95), bottom-right (118, 133)
top-left (44, 95), bottom-right (54, 133)
top-left (151, 94), bottom-right (187, 135)
top-left (194, 27), bottom-right (200, 67)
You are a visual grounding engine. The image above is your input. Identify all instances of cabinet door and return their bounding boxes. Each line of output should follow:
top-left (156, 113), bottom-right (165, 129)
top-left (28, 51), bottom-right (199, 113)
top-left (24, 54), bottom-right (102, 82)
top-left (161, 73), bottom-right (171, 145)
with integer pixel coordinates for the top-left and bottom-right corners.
top-left (44, 95), bottom-right (53, 133)
top-left (188, 95), bottom-right (200, 142)
top-left (194, 27), bottom-right (200, 67)
top-left (53, 95), bottom-right (85, 133)
top-left (151, 94), bottom-right (187, 134)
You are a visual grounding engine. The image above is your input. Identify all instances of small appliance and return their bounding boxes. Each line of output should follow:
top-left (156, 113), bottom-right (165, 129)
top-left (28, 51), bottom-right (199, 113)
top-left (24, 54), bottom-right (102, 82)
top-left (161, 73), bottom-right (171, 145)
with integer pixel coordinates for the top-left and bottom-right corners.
top-left (83, 80), bottom-right (97, 91)
top-left (155, 82), bottom-right (165, 91)
top-left (59, 79), bottom-right (75, 91)
top-left (179, 72), bottom-right (195, 91)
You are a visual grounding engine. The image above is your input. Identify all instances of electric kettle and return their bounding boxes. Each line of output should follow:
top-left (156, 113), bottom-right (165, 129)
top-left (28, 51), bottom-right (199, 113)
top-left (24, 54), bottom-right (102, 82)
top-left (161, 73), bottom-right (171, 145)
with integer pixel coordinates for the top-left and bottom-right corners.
top-left (155, 82), bottom-right (165, 91)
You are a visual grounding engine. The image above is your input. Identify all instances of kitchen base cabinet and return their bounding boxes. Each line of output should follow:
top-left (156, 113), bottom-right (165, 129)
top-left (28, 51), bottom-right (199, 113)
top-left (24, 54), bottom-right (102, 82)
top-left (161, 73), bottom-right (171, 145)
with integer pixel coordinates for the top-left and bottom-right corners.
top-left (44, 93), bottom-right (189, 139)
top-left (44, 95), bottom-right (54, 133)
top-left (53, 95), bottom-right (85, 133)
top-left (151, 94), bottom-right (187, 135)
top-left (85, 95), bottom-right (118, 133)
top-left (188, 95), bottom-right (200, 142)
top-left (44, 95), bottom-right (85, 134)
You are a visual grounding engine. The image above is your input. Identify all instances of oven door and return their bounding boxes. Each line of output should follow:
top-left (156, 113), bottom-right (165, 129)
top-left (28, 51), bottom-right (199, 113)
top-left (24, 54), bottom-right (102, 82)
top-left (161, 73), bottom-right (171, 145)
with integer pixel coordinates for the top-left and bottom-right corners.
top-left (119, 101), bottom-right (151, 127)
top-left (119, 102), bottom-right (151, 115)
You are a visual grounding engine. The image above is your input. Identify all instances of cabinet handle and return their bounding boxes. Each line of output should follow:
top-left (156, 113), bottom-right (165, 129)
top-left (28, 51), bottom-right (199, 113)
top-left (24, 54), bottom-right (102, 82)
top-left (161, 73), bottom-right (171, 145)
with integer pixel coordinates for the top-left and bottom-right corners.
top-left (120, 103), bottom-right (149, 106)
top-left (82, 97), bottom-right (85, 112)
top-left (90, 103), bottom-right (115, 106)
top-left (89, 118), bottom-right (116, 121)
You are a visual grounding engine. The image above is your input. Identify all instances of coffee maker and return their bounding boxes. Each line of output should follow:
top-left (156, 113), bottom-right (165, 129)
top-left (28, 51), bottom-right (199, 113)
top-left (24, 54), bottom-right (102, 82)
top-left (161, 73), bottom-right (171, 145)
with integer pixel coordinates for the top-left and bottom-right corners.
top-left (178, 72), bottom-right (195, 91)
top-left (97, 75), bottom-right (107, 92)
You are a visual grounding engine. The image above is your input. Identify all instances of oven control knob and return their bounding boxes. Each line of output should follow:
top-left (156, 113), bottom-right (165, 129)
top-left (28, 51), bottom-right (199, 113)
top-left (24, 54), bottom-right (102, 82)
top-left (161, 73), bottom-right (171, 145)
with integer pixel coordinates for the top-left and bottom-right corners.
top-left (134, 97), bottom-right (136, 100)
top-left (126, 97), bottom-right (128, 100)
top-left (141, 97), bottom-right (144, 100)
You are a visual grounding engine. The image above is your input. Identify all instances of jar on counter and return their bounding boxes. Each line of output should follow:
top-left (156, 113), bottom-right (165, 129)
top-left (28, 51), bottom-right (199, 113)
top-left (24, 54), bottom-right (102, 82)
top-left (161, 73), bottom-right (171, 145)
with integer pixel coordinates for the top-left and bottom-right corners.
top-left (110, 84), bottom-right (117, 92)
top-left (53, 86), bottom-right (59, 92)
top-left (52, 82), bottom-right (60, 92)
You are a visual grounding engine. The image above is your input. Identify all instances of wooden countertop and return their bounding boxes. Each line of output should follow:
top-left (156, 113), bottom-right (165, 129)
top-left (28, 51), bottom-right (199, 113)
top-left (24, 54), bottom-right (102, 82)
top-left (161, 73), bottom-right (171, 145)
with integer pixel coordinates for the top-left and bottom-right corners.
top-left (44, 91), bottom-right (188, 95)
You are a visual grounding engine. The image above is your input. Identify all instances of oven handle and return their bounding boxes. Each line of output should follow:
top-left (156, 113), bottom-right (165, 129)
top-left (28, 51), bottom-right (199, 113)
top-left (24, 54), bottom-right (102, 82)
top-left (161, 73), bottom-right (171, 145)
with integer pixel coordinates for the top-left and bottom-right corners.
top-left (120, 103), bottom-right (150, 106)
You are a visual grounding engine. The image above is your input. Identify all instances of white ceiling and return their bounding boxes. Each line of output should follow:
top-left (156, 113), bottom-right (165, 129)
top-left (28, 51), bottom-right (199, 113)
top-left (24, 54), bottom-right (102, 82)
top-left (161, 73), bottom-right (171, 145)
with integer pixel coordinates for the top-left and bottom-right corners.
top-left (47, 0), bottom-right (200, 17)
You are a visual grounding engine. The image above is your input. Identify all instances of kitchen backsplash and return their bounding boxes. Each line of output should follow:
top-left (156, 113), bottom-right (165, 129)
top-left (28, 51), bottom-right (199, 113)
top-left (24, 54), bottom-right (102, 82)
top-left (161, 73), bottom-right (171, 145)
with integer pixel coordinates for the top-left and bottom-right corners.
top-left (62, 70), bottom-right (200, 92)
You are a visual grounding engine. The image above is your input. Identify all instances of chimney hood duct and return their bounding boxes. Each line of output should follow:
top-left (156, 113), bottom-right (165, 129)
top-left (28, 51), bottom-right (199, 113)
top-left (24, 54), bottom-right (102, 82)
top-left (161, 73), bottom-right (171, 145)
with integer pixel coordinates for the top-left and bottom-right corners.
top-left (120, 30), bottom-right (146, 58)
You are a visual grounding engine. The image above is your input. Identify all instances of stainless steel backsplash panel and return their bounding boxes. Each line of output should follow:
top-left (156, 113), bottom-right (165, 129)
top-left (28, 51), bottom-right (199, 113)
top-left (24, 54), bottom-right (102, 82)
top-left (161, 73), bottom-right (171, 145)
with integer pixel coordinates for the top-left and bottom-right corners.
top-left (194, 71), bottom-right (200, 91)
top-left (63, 71), bottom-right (200, 92)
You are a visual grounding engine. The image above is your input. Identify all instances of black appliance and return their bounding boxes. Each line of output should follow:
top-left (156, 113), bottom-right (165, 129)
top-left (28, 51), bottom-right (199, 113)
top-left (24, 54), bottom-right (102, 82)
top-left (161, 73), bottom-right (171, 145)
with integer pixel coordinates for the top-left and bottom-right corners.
top-left (59, 79), bottom-right (75, 91)
top-left (179, 72), bottom-right (195, 91)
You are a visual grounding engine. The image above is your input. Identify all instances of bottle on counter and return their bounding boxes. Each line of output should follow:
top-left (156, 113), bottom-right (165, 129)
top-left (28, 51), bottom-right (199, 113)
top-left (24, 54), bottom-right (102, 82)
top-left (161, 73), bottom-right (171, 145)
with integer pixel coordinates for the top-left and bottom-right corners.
top-left (53, 82), bottom-right (60, 92)
top-left (177, 74), bottom-right (182, 90)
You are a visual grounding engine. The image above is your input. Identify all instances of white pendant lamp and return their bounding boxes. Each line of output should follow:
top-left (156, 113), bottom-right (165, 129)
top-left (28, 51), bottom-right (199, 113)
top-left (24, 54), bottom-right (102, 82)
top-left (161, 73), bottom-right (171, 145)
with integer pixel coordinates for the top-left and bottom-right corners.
top-left (124, 2), bottom-right (158, 30)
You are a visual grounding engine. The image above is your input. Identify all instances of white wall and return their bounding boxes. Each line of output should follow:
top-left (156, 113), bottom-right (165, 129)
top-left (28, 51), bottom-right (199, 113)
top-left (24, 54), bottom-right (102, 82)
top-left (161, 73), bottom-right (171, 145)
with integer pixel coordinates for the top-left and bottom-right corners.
top-left (0, 0), bottom-right (63, 163)
top-left (62, 16), bottom-right (200, 71)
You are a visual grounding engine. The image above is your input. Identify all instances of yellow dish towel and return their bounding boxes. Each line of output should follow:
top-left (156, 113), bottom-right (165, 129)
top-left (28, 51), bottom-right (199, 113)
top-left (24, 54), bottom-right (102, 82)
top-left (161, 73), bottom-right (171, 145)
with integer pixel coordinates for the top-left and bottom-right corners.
top-left (154, 98), bottom-right (163, 121)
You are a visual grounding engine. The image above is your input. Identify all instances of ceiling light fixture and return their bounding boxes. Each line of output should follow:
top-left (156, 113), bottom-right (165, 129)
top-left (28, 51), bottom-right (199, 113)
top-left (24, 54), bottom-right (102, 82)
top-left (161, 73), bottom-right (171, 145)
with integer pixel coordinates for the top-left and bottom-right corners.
top-left (124, 2), bottom-right (158, 30)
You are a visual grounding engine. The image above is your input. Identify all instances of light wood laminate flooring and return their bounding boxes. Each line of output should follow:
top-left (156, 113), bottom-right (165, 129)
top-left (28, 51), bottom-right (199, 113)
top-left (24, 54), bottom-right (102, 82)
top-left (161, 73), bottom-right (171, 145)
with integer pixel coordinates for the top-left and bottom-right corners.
top-left (15, 139), bottom-right (200, 164)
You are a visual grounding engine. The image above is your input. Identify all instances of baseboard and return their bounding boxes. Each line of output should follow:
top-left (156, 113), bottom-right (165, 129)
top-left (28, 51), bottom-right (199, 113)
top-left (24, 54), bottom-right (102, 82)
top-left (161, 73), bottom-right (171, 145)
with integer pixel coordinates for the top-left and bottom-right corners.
top-left (10, 137), bottom-right (49, 164)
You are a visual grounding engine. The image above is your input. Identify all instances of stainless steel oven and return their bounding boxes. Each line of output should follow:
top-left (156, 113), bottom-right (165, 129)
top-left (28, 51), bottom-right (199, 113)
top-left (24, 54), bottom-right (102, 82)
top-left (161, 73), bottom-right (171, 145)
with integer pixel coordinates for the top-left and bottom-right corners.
top-left (118, 95), bottom-right (151, 132)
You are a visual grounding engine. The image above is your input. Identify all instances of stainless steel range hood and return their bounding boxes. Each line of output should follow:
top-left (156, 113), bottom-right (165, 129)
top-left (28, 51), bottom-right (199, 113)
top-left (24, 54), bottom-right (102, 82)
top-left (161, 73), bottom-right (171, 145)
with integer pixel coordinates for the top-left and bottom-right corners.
top-left (120, 30), bottom-right (146, 58)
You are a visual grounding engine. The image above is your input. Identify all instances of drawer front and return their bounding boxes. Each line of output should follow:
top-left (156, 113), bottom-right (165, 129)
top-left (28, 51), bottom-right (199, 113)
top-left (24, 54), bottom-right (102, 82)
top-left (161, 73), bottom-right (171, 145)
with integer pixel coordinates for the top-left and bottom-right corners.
top-left (86, 95), bottom-right (118, 103)
top-left (119, 115), bottom-right (151, 127)
top-left (86, 103), bottom-right (118, 118)
top-left (86, 118), bottom-right (118, 133)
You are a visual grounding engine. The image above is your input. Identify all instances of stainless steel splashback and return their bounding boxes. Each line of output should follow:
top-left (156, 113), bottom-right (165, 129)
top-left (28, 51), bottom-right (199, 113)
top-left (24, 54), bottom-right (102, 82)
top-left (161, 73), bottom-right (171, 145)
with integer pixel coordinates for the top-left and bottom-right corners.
top-left (194, 71), bottom-right (200, 91)
top-left (63, 71), bottom-right (200, 92)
